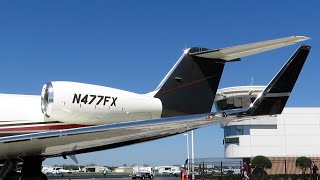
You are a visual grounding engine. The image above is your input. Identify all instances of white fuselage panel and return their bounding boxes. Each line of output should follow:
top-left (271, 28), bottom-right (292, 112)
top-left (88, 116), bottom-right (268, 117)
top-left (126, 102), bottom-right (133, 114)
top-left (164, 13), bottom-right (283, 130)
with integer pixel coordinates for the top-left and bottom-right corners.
top-left (44, 81), bottom-right (163, 125)
top-left (0, 94), bottom-right (44, 124)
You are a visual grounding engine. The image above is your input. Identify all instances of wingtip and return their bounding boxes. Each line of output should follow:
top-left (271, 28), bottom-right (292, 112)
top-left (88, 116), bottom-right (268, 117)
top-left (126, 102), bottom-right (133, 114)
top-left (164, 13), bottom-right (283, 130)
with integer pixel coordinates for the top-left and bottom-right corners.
top-left (292, 36), bottom-right (311, 41)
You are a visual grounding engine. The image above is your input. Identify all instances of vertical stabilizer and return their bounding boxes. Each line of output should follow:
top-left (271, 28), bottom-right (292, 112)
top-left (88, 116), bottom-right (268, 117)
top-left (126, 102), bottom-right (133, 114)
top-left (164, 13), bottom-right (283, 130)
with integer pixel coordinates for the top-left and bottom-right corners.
top-left (154, 47), bottom-right (225, 117)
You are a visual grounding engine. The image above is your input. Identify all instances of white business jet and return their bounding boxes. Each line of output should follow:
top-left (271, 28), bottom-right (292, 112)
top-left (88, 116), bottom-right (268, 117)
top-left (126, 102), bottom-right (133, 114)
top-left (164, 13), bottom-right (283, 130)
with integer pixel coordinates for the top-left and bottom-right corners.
top-left (0, 36), bottom-right (311, 180)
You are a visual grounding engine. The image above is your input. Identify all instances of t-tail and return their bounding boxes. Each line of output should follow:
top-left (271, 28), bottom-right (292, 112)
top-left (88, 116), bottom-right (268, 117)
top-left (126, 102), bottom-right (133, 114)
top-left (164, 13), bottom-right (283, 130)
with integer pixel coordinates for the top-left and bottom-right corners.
top-left (245, 45), bottom-right (311, 116)
top-left (151, 36), bottom-right (310, 117)
top-left (154, 47), bottom-right (225, 117)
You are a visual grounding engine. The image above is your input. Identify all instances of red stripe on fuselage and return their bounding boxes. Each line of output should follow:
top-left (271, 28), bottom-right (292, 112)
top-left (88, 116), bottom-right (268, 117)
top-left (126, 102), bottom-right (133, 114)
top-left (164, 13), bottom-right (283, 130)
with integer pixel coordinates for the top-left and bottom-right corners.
top-left (0, 124), bottom-right (90, 132)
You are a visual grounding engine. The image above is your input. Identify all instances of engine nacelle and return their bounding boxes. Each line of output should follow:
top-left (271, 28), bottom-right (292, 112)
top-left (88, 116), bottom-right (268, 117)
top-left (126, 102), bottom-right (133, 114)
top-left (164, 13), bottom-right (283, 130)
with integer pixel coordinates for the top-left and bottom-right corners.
top-left (41, 81), bottom-right (162, 125)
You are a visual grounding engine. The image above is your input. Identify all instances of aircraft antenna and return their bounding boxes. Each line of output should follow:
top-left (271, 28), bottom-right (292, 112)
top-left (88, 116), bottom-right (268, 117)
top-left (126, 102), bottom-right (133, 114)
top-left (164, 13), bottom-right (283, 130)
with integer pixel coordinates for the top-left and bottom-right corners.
top-left (250, 76), bottom-right (254, 86)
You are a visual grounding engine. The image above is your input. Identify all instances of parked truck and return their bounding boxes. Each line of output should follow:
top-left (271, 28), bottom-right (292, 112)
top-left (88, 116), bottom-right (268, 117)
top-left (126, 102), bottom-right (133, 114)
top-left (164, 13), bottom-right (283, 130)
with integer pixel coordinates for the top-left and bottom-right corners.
top-left (132, 166), bottom-right (155, 179)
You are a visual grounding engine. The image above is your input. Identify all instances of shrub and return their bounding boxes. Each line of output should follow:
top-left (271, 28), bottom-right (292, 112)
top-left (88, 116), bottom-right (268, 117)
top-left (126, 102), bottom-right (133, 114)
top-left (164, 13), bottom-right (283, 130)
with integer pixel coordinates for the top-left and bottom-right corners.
top-left (251, 155), bottom-right (272, 177)
top-left (251, 155), bottom-right (272, 169)
top-left (296, 156), bottom-right (312, 174)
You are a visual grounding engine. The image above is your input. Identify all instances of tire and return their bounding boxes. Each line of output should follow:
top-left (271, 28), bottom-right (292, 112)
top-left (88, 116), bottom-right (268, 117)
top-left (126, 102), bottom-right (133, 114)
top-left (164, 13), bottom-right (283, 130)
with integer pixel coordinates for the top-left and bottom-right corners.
top-left (41, 172), bottom-right (48, 180)
top-left (7, 172), bottom-right (21, 180)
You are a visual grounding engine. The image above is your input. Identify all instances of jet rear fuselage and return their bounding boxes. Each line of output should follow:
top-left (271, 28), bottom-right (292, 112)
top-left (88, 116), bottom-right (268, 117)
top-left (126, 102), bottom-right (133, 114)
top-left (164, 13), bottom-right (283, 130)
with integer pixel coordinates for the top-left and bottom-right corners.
top-left (42, 81), bottom-right (163, 125)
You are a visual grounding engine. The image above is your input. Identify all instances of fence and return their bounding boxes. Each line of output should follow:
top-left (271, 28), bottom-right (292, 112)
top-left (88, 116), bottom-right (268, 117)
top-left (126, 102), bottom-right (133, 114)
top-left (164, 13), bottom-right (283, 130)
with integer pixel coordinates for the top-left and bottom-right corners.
top-left (187, 158), bottom-right (320, 180)
top-left (187, 159), bottom-right (243, 180)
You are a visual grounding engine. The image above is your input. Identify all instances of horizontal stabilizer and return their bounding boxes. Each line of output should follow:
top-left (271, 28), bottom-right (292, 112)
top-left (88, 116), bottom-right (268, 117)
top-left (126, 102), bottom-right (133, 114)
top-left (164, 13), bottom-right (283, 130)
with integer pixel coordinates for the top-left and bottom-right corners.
top-left (246, 45), bottom-right (311, 116)
top-left (191, 36), bottom-right (310, 61)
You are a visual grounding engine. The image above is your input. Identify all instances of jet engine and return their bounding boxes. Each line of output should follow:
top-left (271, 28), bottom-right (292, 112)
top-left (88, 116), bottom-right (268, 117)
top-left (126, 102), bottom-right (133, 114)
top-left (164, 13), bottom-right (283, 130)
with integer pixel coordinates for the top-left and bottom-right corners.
top-left (41, 81), bottom-right (162, 125)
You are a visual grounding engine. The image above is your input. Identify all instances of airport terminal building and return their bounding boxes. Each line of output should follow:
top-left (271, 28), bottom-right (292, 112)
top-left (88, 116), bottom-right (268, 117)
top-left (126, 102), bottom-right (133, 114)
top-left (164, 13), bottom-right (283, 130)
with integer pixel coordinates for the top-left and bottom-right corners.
top-left (215, 86), bottom-right (320, 174)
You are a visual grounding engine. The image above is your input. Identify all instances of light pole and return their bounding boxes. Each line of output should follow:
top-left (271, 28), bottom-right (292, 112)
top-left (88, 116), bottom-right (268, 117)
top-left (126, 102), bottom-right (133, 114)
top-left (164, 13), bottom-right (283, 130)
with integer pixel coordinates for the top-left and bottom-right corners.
top-left (183, 133), bottom-right (190, 173)
top-left (191, 130), bottom-right (195, 180)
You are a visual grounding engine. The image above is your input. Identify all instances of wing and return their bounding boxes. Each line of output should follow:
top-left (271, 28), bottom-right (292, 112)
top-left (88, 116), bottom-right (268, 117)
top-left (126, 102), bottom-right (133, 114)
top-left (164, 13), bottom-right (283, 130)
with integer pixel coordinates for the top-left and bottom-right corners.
top-left (0, 113), bottom-right (228, 159)
top-left (190, 36), bottom-right (310, 60)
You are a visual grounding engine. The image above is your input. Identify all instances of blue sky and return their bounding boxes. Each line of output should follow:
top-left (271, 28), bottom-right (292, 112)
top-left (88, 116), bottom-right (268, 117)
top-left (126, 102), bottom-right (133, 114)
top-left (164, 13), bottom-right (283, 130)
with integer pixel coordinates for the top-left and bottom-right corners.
top-left (0, 1), bottom-right (319, 166)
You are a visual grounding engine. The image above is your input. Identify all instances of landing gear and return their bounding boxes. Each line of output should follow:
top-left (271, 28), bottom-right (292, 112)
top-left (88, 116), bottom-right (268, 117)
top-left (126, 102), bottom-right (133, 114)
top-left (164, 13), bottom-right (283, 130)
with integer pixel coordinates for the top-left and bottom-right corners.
top-left (20, 156), bottom-right (47, 180)
top-left (6, 172), bottom-right (21, 180)
top-left (0, 156), bottom-right (47, 180)
top-left (0, 160), bottom-right (19, 180)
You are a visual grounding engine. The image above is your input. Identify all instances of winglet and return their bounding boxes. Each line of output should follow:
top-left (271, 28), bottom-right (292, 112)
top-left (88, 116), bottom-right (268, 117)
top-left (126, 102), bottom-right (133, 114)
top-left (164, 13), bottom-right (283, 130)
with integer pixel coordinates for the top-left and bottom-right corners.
top-left (245, 45), bottom-right (311, 116)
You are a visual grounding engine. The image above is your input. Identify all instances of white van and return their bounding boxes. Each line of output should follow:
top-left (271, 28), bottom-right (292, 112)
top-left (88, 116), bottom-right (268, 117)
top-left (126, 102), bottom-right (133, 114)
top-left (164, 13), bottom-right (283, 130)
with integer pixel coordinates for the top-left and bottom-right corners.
top-left (132, 166), bottom-right (155, 179)
top-left (155, 166), bottom-right (181, 176)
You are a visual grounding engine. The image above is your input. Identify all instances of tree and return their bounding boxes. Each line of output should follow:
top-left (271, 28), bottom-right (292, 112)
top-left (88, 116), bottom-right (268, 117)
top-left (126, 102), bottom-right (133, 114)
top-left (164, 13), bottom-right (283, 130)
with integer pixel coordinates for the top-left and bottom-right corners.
top-left (296, 156), bottom-right (312, 174)
top-left (63, 164), bottom-right (81, 170)
top-left (251, 155), bottom-right (272, 176)
top-left (87, 163), bottom-right (97, 166)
